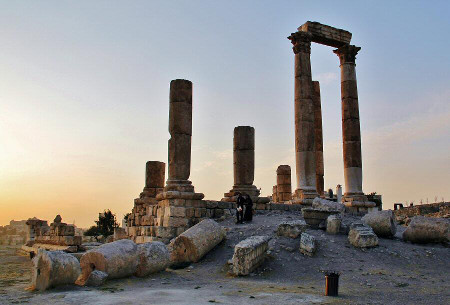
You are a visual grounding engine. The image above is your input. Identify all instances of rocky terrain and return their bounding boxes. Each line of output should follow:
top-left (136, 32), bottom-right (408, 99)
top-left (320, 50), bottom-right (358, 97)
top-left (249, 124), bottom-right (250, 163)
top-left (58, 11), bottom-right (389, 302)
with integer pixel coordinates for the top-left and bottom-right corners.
top-left (1, 210), bottom-right (449, 304)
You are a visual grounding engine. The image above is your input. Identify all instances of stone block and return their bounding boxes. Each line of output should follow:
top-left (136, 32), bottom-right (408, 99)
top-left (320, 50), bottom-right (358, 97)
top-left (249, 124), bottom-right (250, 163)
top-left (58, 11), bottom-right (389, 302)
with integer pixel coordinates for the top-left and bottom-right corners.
top-left (165, 206), bottom-right (186, 218)
top-left (403, 216), bottom-right (449, 243)
top-left (155, 227), bottom-right (177, 239)
top-left (312, 197), bottom-right (345, 213)
top-left (186, 200), bottom-right (206, 208)
top-left (348, 222), bottom-right (378, 248)
top-left (163, 216), bottom-right (189, 227)
top-left (362, 210), bottom-right (396, 238)
top-left (276, 220), bottom-right (308, 238)
top-left (326, 215), bottom-right (341, 235)
top-left (232, 235), bottom-right (270, 276)
top-left (299, 233), bottom-right (317, 256)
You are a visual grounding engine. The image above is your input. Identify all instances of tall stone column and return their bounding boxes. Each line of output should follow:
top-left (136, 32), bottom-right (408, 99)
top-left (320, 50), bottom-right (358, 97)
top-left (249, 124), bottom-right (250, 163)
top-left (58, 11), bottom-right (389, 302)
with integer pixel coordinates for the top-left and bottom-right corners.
top-left (333, 45), bottom-right (366, 202)
top-left (312, 81), bottom-right (324, 197)
top-left (222, 126), bottom-right (268, 203)
top-left (158, 79), bottom-right (204, 200)
top-left (288, 31), bottom-right (318, 203)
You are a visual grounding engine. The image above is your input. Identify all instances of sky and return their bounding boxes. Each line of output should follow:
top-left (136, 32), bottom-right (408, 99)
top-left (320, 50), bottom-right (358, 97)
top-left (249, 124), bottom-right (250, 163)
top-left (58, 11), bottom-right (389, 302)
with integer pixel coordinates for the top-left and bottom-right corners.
top-left (0, 1), bottom-right (449, 228)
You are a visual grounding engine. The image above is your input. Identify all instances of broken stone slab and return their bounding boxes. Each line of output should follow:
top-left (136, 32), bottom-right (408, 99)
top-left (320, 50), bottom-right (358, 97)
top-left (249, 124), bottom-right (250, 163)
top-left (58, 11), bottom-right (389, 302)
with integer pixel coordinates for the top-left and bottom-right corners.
top-left (136, 242), bottom-right (170, 277)
top-left (326, 215), bottom-right (341, 235)
top-left (302, 208), bottom-right (340, 229)
top-left (31, 249), bottom-right (81, 291)
top-left (276, 220), bottom-right (308, 238)
top-left (348, 222), bottom-right (378, 248)
top-left (403, 216), bottom-right (449, 244)
top-left (85, 270), bottom-right (108, 287)
top-left (232, 235), bottom-right (270, 276)
top-left (299, 233), bottom-right (317, 256)
top-left (75, 239), bottom-right (139, 286)
top-left (362, 210), bottom-right (396, 238)
top-left (312, 197), bottom-right (345, 213)
top-left (168, 219), bottom-right (226, 265)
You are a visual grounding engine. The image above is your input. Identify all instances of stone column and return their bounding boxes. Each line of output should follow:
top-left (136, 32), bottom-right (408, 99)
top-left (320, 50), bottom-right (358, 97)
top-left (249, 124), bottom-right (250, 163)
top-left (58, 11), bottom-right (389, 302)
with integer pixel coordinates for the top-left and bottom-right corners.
top-left (158, 79), bottom-right (203, 200)
top-left (140, 161), bottom-right (165, 198)
top-left (222, 126), bottom-right (268, 203)
top-left (312, 81), bottom-right (324, 197)
top-left (288, 31), bottom-right (318, 203)
top-left (333, 45), bottom-right (366, 202)
top-left (276, 165), bottom-right (292, 202)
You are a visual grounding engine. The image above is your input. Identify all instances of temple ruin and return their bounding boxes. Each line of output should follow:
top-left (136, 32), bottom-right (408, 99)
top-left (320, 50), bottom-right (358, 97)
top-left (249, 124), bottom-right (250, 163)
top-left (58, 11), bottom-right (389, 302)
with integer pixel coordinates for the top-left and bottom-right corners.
top-left (288, 21), bottom-right (375, 213)
top-left (122, 21), bottom-right (379, 243)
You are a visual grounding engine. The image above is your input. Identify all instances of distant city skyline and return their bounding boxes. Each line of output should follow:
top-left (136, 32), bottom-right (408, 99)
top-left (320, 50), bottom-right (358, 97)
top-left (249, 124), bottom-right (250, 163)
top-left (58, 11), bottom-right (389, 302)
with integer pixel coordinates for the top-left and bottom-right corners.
top-left (1, 1), bottom-right (449, 227)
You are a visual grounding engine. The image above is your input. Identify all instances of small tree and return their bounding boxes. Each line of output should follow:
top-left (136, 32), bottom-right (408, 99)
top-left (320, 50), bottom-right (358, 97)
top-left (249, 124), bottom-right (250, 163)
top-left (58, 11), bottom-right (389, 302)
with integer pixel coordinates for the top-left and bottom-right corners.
top-left (95, 210), bottom-right (119, 237)
top-left (84, 225), bottom-right (100, 236)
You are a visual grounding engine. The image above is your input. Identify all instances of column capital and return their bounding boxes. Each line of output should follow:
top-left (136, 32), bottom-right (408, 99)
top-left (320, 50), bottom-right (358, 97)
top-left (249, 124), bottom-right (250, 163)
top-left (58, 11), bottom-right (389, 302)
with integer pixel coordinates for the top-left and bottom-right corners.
top-left (288, 31), bottom-right (312, 54)
top-left (333, 44), bottom-right (361, 64)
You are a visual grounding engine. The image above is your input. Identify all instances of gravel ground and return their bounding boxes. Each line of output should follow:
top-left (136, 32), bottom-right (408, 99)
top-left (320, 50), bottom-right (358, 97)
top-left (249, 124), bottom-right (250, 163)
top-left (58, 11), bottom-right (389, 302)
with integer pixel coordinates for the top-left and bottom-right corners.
top-left (1, 210), bottom-right (449, 304)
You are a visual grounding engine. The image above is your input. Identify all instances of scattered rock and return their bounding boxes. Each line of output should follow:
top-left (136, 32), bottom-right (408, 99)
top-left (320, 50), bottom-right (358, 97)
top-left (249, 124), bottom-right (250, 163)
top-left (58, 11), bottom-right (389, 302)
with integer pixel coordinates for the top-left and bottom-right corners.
top-left (299, 233), bottom-right (317, 256)
top-left (312, 197), bottom-right (345, 213)
top-left (348, 222), bottom-right (379, 248)
top-left (276, 220), bottom-right (308, 238)
top-left (326, 215), bottom-right (341, 235)
top-left (86, 270), bottom-right (108, 287)
top-left (403, 216), bottom-right (449, 243)
top-left (362, 210), bottom-right (396, 237)
top-left (232, 235), bottom-right (270, 276)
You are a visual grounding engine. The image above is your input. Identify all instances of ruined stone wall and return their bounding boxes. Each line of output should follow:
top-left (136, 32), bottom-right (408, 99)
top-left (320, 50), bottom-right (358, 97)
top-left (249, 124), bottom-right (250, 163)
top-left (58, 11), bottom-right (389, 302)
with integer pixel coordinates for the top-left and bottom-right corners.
top-left (394, 202), bottom-right (449, 224)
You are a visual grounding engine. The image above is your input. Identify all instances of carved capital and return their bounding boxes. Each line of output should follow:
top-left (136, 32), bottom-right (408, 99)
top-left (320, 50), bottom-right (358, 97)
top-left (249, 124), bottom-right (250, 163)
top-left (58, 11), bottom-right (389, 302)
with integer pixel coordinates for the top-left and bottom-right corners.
top-left (288, 31), bottom-right (312, 54)
top-left (333, 44), bottom-right (361, 64)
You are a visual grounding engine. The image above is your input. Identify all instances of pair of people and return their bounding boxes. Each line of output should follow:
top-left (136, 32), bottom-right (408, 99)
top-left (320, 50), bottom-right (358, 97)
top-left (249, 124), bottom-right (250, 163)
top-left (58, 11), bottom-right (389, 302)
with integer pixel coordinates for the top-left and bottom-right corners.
top-left (236, 193), bottom-right (253, 224)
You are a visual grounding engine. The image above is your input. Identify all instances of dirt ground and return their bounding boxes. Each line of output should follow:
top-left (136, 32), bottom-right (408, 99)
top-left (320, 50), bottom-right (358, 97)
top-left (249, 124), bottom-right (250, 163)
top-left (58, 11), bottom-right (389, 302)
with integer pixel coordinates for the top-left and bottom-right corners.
top-left (1, 210), bottom-right (449, 305)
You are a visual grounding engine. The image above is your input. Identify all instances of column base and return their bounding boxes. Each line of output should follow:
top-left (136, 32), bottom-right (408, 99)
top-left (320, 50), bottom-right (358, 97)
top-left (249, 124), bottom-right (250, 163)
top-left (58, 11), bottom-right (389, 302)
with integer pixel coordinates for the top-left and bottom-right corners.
top-left (291, 188), bottom-right (318, 205)
top-left (156, 180), bottom-right (204, 200)
top-left (222, 185), bottom-right (269, 203)
top-left (343, 193), bottom-right (377, 215)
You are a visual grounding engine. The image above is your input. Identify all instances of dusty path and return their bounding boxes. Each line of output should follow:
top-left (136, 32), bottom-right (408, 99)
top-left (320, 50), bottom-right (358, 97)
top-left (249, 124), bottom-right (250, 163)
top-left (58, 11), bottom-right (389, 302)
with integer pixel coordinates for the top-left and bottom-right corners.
top-left (1, 211), bottom-right (449, 304)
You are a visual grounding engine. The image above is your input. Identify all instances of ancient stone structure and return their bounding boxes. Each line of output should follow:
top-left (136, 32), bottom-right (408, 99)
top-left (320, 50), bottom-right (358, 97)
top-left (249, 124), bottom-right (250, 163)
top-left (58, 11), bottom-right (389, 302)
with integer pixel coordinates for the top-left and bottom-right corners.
top-left (313, 81), bottom-right (324, 197)
top-left (127, 161), bottom-right (165, 228)
top-left (157, 79), bottom-right (204, 201)
top-left (288, 30), bottom-right (318, 203)
top-left (222, 126), bottom-right (269, 205)
top-left (232, 235), bottom-right (270, 276)
top-left (272, 165), bottom-right (292, 203)
top-left (25, 216), bottom-right (81, 252)
top-left (333, 44), bottom-right (366, 205)
top-left (288, 21), bottom-right (372, 211)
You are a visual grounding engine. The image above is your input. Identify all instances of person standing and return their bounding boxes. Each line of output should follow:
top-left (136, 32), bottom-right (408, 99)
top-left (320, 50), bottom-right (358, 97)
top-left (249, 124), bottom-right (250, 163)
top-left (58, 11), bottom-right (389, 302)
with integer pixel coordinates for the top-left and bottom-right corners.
top-left (236, 193), bottom-right (244, 224)
top-left (243, 194), bottom-right (253, 222)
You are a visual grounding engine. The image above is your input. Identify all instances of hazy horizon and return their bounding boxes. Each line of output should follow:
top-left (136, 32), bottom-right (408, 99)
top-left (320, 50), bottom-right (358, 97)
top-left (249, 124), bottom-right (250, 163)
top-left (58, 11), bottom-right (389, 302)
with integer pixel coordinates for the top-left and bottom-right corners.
top-left (1, 1), bottom-right (449, 228)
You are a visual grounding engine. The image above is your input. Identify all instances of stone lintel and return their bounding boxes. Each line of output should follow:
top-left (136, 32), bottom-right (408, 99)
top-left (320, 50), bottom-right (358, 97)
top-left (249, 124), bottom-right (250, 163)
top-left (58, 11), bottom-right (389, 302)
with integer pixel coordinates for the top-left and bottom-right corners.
top-left (298, 21), bottom-right (352, 48)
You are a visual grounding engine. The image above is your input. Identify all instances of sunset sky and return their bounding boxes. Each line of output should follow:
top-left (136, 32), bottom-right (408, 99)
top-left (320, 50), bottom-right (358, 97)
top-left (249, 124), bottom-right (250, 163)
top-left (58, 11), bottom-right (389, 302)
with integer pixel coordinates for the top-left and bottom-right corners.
top-left (1, 1), bottom-right (449, 228)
